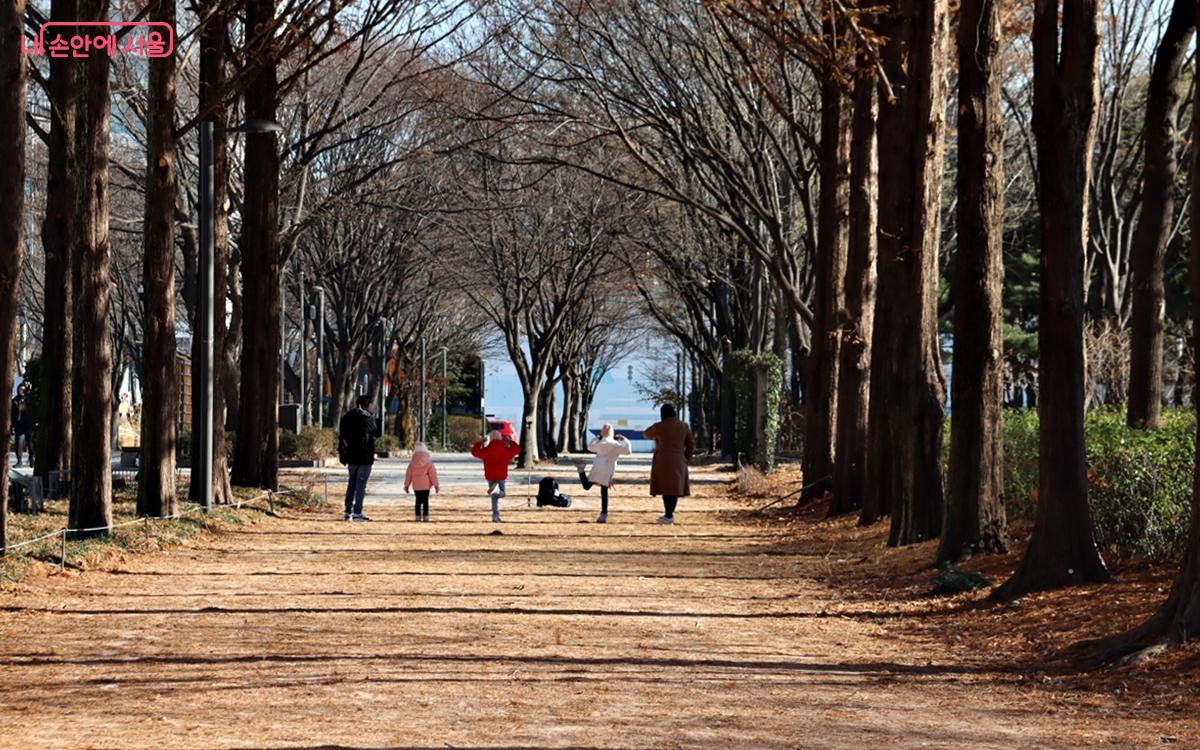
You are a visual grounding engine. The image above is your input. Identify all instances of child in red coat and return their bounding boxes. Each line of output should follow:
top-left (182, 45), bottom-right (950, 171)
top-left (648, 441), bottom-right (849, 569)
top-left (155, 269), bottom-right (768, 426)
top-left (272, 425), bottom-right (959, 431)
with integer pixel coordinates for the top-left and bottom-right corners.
top-left (470, 430), bottom-right (521, 523)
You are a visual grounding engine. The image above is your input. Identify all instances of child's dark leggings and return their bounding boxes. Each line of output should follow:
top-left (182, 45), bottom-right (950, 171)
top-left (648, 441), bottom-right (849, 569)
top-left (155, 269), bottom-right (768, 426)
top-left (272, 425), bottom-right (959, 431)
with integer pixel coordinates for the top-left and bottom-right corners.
top-left (662, 496), bottom-right (678, 518)
top-left (414, 490), bottom-right (430, 516)
top-left (579, 471), bottom-right (609, 514)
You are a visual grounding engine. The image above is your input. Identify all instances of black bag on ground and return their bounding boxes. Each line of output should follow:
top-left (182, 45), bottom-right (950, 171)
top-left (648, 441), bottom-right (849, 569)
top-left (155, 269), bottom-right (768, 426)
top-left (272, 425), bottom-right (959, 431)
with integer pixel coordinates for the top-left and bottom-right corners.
top-left (537, 477), bottom-right (572, 508)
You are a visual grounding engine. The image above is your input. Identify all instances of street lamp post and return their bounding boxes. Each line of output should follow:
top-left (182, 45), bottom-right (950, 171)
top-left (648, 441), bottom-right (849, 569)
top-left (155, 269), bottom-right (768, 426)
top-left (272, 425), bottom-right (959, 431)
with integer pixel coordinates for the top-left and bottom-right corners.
top-left (298, 269), bottom-right (306, 428)
top-left (419, 335), bottom-right (427, 444)
top-left (441, 346), bottom-right (448, 450)
top-left (379, 317), bottom-right (389, 424)
top-left (198, 118), bottom-right (280, 514)
top-left (313, 285), bottom-right (325, 429)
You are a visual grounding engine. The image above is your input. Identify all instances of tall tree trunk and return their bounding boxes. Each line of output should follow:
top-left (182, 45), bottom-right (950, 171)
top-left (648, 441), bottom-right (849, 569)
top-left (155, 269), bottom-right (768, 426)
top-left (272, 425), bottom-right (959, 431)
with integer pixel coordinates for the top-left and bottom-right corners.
top-left (138, 0), bottom-right (179, 518)
top-left (802, 70), bottom-right (850, 501)
top-left (35, 0), bottom-right (76, 485)
top-left (833, 69), bottom-right (877, 518)
top-left (193, 0), bottom-right (233, 504)
top-left (939, 0), bottom-right (1009, 564)
top-left (862, 0), bottom-right (948, 545)
top-left (542, 379), bottom-right (558, 459)
top-left (0, 0), bottom-right (26, 553)
top-left (1127, 0), bottom-right (1195, 430)
top-left (232, 0), bottom-right (281, 490)
top-left (517, 382), bottom-right (540, 467)
top-left (994, 0), bottom-right (1110, 600)
top-left (70, 0), bottom-right (114, 537)
top-left (557, 375), bottom-right (573, 454)
top-left (1080, 54), bottom-right (1200, 662)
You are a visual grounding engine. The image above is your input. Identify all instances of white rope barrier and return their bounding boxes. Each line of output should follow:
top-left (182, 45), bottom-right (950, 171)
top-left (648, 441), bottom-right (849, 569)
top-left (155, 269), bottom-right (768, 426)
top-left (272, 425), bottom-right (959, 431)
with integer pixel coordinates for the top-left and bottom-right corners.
top-left (1, 486), bottom-right (305, 558)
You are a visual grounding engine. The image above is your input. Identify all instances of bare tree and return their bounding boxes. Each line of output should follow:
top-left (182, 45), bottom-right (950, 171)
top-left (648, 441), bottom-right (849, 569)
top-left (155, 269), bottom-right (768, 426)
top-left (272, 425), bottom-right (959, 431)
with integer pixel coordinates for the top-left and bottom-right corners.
top-left (1127, 0), bottom-right (1195, 429)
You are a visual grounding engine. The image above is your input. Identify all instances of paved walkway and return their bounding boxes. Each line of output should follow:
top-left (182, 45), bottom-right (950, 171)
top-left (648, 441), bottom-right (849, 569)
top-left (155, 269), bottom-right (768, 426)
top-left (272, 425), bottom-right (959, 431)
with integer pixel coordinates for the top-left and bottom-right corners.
top-left (0, 461), bottom-right (1187, 748)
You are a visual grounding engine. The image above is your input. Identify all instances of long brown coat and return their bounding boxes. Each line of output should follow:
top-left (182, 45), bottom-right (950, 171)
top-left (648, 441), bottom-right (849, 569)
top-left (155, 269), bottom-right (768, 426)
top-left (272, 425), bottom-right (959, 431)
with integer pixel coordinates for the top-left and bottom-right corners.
top-left (644, 417), bottom-right (694, 497)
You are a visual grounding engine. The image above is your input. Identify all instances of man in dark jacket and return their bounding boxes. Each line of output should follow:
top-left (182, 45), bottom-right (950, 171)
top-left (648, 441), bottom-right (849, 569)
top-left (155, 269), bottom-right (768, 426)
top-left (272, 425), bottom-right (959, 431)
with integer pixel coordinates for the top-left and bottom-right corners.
top-left (338, 395), bottom-right (381, 521)
top-left (10, 382), bottom-right (31, 467)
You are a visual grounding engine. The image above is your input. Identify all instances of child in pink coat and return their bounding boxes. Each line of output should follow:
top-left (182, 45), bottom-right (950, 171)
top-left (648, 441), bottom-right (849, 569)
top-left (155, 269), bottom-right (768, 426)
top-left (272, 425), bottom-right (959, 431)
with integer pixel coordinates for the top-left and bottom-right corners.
top-left (404, 443), bottom-right (440, 522)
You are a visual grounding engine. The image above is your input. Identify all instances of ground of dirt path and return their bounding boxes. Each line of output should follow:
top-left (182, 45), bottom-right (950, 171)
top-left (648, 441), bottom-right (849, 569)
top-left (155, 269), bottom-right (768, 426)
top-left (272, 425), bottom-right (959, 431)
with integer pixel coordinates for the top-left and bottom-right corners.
top-left (1, 458), bottom-right (1196, 749)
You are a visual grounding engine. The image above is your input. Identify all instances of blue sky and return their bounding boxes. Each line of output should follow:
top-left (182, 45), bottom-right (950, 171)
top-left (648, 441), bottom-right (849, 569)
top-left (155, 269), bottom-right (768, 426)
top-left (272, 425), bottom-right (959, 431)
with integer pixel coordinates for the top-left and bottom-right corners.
top-left (483, 354), bottom-right (661, 432)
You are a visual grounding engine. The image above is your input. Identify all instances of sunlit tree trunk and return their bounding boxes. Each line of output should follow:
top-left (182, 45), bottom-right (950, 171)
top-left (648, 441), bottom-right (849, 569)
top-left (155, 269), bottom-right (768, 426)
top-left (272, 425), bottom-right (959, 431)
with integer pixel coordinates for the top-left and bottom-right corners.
top-left (232, 0), bottom-right (282, 490)
top-left (832, 68), bottom-right (877, 518)
top-left (70, 0), bottom-right (114, 537)
top-left (138, 0), bottom-right (179, 517)
top-left (802, 63), bottom-right (850, 502)
top-left (994, 0), bottom-right (1109, 600)
top-left (862, 0), bottom-right (948, 545)
top-left (939, 0), bottom-right (1008, 564)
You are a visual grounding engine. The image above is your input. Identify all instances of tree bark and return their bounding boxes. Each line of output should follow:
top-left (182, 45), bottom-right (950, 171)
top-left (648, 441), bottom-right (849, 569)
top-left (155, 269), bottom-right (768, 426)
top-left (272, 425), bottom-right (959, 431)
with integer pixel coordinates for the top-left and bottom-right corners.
top-left (232, 0), bottom-right (282, 490)
top-left (1078, 50), bottom-right (1200, 662)
top-left (192, 0), bottom-right (234, 505)
top-left (993, 0), bottom-right (1110, 600)
top-left (938, 0), bottom-right (1009, 564)
top-left (70, 0), bottom-right (114, 537)
top-left (861, 0), bottom-right (948, 544)
top-left (831, 70), bottom-right (878, 518)
top-left (1126, 0), bottom-right (1195, 430)
top-left (802, 71), bottom-right (850, 501)
top-left (34, 0), bottom-right (76, 486)
top-left (138, 0), bottom-right (179, 518)
top-left (0, 0), bottom-right (26, 553)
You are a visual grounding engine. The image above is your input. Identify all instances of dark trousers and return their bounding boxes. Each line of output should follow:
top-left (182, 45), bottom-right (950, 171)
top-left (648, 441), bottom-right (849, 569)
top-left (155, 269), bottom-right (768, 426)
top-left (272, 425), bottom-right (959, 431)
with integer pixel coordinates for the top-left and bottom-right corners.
top-left (414, 489), bottom-right (430, 516)
top-left (344, 464), bottom-right (372, 515)
top-left (578, 471), bottom-right (609, 514)
top-left (662, 496), bottom-right (678, 518)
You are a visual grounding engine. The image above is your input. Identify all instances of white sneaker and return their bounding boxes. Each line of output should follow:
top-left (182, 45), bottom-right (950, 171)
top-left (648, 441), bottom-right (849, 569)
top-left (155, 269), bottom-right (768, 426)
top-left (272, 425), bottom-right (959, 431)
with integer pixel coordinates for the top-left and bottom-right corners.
top-left (488, 483), bottom-right (501, 497)
top-left (656, 515), bottom-right (674, 525)
top-left (596, 513), bottom-right (607, 524)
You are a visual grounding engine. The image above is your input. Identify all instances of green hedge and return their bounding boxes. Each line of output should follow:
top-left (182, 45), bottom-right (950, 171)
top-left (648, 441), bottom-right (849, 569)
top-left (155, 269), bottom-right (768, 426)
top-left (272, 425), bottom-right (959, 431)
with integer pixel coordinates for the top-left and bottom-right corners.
top-left (1002, 408), bottom-right (1196, 560)
top-left (729, 350), bottom-right (783, 471)
top-left (279, 426), bottom-right (338, 460)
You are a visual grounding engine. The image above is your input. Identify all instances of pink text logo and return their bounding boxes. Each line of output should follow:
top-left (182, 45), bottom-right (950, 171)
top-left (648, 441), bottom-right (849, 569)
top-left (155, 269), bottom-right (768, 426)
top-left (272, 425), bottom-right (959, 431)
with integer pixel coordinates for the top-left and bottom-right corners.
top-left (22, 21), bottom-right (175, 58)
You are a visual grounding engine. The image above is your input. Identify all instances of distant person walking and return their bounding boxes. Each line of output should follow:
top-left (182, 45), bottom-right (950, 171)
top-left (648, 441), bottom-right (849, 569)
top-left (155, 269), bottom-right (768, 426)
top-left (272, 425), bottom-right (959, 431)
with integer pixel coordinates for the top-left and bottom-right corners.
top-left (471, 430), bottom-right (521, 523)
top-left (574, 423), bottom-right (632, 523)
top-left (338, 395), bottom-right (381, 522)
top-left (643, 404), bottom-right (694, 525)
top-left (10, 382), bottom-right (31, 467)
top-left (404, 443), bottom-right (440, 522)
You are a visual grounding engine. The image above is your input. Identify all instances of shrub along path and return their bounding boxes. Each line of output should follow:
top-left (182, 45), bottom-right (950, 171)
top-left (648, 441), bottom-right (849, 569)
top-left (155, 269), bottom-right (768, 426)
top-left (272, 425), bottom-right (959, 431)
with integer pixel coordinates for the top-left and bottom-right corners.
top-left (0, 460), bottom-right (1195, 749)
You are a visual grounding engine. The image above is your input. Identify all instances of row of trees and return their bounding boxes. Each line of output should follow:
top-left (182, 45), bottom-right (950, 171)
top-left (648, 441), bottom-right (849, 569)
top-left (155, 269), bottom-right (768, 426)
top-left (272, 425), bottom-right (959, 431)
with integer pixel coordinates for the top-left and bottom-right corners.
top-left (438, 0), bottom-right (1200, 660)
top-left (1, 0), bottom-right (1198, 662)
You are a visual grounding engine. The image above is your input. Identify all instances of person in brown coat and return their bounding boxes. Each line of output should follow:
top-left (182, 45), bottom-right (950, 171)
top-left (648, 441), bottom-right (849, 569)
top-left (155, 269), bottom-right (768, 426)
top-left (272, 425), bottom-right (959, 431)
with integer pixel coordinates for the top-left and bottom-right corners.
top-left (643, 403), bottom-right (694, 524)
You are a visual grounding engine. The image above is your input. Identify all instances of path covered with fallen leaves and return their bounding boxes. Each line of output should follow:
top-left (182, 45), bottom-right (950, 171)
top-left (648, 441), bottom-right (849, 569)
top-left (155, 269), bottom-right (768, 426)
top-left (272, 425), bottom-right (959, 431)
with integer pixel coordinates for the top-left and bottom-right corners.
top-left (1, 459), bottom-right (1193, 749)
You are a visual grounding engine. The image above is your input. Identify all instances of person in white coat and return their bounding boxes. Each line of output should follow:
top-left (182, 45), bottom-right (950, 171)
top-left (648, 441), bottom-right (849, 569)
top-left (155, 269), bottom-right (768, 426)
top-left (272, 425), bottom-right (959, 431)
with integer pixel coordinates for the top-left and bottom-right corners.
top-left (574, 423), bottom-right (632, 523)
